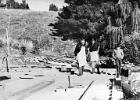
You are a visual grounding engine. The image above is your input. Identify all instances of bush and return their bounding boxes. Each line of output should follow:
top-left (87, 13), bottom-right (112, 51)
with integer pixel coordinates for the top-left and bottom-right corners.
top-left (124, 35), bottom-right (140, 65)
top-left (20, 46), bottom-right (26, 55)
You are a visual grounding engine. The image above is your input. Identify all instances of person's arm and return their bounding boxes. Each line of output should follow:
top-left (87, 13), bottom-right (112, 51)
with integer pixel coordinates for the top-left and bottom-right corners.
top-left (112, 50), bottom-right (115, 59)
top-left (121, 49), bottom-right (124, 58)
top-left (74, 44), bottom-right (80, 56)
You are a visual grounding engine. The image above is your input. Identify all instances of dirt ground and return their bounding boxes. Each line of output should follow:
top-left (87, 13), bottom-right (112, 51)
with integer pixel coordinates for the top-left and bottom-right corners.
top-left (0, 66), bottom-right (117, 100)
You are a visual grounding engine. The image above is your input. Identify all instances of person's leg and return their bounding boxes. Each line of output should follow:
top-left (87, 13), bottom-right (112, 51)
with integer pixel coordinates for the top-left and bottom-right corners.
top-left (115, 59), bottom-right (119, 78)
top-left (77, 60), bottom-right (83, 76)
top-left (78, 66), bottom-right (83, 76)
top-left (118, 59), bottom-right (122, 76)
top-left (90, 62), bottom-right (95, 74)
top-left (96, 64), bottom-right (100, 74)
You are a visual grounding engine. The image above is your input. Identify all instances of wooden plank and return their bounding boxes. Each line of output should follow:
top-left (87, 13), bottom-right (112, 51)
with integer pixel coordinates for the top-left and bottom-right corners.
top-left (78, 81), bottom-right (94, 100)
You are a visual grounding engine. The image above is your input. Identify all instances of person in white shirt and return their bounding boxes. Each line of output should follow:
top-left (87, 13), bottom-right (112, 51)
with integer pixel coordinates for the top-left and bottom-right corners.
top-left (112, 46), bottom-right (124, 78)
top-left (74, 39), bottom-right (88, 76)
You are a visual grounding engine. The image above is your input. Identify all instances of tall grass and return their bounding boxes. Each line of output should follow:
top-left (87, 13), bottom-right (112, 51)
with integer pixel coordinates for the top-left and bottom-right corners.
top-left (0, 9), bottom-right (75, 58)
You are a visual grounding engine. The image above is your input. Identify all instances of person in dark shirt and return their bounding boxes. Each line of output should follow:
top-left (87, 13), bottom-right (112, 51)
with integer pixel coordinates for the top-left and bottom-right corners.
top-left (89, 42), bottom-right (99, 52)
top-left (89, 39), bottom-right (100, 74)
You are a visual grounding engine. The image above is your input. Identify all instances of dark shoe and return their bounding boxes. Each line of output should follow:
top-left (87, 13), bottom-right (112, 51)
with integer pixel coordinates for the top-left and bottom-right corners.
top-left (97, 71), bottom-right (101, 74)
top-left (97, 67), bottom-right (100, 74)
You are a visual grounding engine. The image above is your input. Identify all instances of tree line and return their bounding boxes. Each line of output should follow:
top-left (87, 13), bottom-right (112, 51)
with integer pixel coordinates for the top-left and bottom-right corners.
top-left (0, 0), bottom-right (29, 9)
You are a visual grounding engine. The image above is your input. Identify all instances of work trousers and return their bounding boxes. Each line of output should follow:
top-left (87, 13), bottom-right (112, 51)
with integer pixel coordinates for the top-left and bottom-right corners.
top-left (115, 58), bottom-right (122, 78)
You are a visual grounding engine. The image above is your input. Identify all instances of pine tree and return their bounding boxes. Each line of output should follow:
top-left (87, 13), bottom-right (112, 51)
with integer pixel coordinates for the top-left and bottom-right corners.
top-left (51, 0), bottom-right (101, 41)
top-left (26, 3), bottom-right (29, 9)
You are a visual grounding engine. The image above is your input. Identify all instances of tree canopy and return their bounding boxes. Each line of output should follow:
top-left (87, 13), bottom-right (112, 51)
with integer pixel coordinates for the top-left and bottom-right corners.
top-left (51, 0), bottom-right (140, 41)
top-left (52, 1), bottom-right (100, 41)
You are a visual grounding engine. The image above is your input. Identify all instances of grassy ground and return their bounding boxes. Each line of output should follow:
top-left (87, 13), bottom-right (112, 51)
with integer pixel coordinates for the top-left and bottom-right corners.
top-left (0, 9), bottom-right (75, 68)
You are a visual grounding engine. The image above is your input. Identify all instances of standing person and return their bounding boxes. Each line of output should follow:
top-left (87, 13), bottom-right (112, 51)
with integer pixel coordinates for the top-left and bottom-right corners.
top-left (89, 39), bottom-right (100, 74)
top-left (74, 39), bottom-right (88, 76)
top-left (112, 46), bottom-right (124, 78)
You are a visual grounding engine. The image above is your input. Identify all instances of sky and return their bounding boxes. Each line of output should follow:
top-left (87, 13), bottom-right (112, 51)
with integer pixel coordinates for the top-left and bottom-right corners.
top-left (16, 0), bottom-right (67, 11)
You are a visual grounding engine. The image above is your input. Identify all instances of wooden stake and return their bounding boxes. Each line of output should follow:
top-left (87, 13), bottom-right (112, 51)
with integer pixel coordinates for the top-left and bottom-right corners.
top-left (68, 75), bottom-right (71, 88)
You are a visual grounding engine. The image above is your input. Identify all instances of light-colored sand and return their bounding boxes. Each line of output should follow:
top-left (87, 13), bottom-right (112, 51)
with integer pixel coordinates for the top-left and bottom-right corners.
top-left (0, 67), bottom-right (117, 100)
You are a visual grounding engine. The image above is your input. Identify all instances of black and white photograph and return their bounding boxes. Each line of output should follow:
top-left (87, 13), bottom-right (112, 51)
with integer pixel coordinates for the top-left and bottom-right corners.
top-left (0, 0), bottom-right (140, 100)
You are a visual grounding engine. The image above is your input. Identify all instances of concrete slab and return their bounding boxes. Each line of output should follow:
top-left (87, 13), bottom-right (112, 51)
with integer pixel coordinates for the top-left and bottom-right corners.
top-left (112, 79), bottom-right (124, 100)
